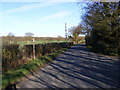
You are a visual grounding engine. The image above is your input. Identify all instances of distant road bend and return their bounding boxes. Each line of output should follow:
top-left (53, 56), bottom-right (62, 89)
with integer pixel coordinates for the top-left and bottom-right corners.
top-left (16, 44), bottom-right (120, 88)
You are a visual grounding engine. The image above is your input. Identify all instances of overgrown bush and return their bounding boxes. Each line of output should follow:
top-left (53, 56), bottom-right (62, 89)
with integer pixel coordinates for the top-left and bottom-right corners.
top-left (2, 44), bottom-right (22, 72)
top-left (23, 44), bottom-right (33, 58)
top-left (35, 44), bottom-right (43, 57)
top-left (2, 42), bottom-right (73, 73)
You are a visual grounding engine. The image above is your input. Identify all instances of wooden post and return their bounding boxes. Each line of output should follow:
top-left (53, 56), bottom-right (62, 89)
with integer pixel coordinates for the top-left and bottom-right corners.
top-left (33, 37), bottom-right (35, 60)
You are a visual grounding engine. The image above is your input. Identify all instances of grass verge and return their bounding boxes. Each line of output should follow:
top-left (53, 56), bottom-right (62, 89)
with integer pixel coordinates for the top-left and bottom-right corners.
top-left (2, 48), bottom-right (68, 89)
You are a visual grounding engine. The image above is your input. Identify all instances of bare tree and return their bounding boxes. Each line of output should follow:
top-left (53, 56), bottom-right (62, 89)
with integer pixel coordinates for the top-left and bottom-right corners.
top-left (7, 32), bottom-right (15, 37)
top-left (57, 35), bottom-right (62, 42)
top-left (7, 32), bottom-right (15, 44)
top-left (25, 32), bottom-right (34, 37)
top-left (68, 25), bottom-right (83, 44)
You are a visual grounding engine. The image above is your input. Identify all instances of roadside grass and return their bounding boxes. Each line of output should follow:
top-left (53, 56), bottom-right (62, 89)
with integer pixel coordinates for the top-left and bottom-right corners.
top-left (2, 48), bottom-right (68, 89)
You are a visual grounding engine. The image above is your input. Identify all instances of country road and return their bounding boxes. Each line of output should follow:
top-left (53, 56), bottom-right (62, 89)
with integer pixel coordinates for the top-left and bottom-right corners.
top-left (16, 44), bottom-right (120, 88)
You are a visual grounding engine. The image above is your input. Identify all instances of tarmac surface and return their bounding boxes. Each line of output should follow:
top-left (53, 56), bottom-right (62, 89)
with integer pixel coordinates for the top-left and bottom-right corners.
top-left (16, 44), bottom-right (120, 88)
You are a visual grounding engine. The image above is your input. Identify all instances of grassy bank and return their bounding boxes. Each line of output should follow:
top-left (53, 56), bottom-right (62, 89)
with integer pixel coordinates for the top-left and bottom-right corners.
top-left (2, 48), bottom-right (68, 89)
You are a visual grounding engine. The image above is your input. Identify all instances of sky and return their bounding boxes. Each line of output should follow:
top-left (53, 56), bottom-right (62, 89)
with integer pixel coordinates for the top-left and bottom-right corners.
top-left (0, 1), bottom-right (86, 37)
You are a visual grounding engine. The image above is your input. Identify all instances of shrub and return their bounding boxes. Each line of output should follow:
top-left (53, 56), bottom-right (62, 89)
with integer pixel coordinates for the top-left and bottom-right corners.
top-left (2, 42), bottom-right (73, 73)
top-left (2, 44), bottom-right (21, 72)
top-left (35, 44), bottom-right (43, 57)
top-left (23, 45), bottom-right (33, 58)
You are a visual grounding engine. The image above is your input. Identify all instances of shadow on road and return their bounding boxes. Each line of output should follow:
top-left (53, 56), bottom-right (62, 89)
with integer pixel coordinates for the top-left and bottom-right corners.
top-left (18, 44), bottom-right (120, 88)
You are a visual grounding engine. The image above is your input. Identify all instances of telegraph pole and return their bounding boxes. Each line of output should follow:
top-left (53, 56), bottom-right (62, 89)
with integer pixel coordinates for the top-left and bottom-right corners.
top-left (33, 37), bottom-right (35, 60)
top-left (65, 22), bottom-right (67, 42)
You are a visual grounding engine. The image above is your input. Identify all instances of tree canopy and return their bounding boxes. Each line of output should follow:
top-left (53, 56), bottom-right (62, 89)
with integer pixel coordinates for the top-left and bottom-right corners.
top-left (82, 2), bottom-right (120, 55)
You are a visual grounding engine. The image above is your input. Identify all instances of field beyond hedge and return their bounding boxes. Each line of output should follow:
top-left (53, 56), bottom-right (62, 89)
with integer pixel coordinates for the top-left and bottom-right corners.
top-left (1, 36), bottom-right (68, 45)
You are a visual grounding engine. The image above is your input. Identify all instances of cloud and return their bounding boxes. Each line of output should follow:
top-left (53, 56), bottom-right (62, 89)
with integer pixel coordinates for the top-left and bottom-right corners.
top-left (40, 11), bottom-right (70, 22)
top-left (1, 2), bottom-right (57, 13)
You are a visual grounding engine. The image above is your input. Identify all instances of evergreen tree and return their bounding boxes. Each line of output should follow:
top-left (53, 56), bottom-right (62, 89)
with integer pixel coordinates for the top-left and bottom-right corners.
top-left (82, 2), bottom-right (120, 55)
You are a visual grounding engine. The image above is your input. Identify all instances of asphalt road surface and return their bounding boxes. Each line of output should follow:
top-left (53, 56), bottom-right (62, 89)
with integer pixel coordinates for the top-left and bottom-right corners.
top-left (16, 44), bottom-right (120, 88)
